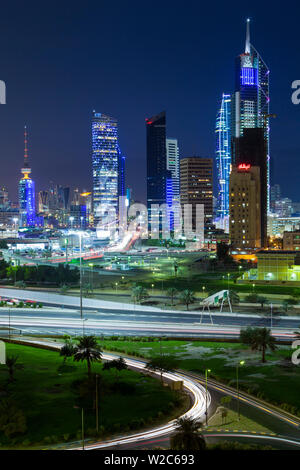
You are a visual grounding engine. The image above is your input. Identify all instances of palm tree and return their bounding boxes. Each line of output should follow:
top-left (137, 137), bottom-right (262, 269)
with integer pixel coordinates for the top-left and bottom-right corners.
top-left (228, 290), bottom-right (240, 305)
top-left (144, 355), bottom-right (179, 383)
top-left (257, 296), bottom-right (269, 310)
top-left (131, 285), bottom-right (149, 304)
top-left (282, 298), bottom-right (298, 313)
top-left (166, 287), bottom-right (178, 306)
top-left (103, 357), bottom-right (128, 380)
top-left (73, 336), bottom-right (102, 378)
top-left (5, 355), bottom-right (23, 382)
top-left (179, 290), bottom-right (195, 310)
top-left (60, 342), bottom-right (76, 363)
top-left (240, 327), bottom-right (276, 363)
top-left (170, 417), bottom-right (206, 451)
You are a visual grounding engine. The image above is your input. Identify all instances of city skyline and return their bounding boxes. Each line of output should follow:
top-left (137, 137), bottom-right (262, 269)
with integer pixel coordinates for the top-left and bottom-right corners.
top-left (0, 4), bottom-right (299, 204)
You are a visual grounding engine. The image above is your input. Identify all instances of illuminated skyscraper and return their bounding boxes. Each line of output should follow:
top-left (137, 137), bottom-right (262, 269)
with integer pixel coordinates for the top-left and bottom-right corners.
top-left (215, 93), bottom-right (231, 219)
top-left (166, 138), bottom-right (180, 203)
top-left (92, 111), bottom-right (119, 227)
top-left (19, 127), bottom-right (35, 227)
top-left (231, 19), bottom-right (270, 210)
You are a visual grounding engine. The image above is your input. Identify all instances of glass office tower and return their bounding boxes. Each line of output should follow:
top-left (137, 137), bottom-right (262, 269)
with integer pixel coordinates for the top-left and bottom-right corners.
top-left (19, 127), bottom-right (35, 227)
top-left (92, 112), bottom-right (119, 228)
top-left (166, 138), bottom-right (180, 204)
top-left (215, 93), bottom-right (231, 219)
top-left (231, 19), bottom-right (270, 210)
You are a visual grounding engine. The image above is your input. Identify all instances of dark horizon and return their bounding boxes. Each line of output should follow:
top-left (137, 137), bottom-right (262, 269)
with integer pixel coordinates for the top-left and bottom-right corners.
top-left (0, 1), bottom-right (299, 204)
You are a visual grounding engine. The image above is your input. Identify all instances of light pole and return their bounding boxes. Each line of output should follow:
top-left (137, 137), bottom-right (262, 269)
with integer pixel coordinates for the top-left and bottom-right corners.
top-left (252, 283), bottom-right (255, 293)
top-left (151, 284), bottom-right (154, 296)
top-left (227, 273), bottom-right (230, 291)
top-left (202, 286), bottom-right (205, 298)
top-left (205, 368), bottom-right (211, 426)
top-left (89, 263), bottom-right (94, 291)
top-left (64, 238), bottom-right (69, 264)
top-left (236, 360), bottom-right (245, 420)
top-left (69, 216), bottom-right (74, 230)
top-left (270, 303), bottom-right (273, 329)
top-left (81, 408), bottom-right (85, 450)
top-left (12, 217), bottom-right (18, 232)
top-left (115, 282), bottom-right (118, 294)
top-left (82, 318), bottom-right (87, 336)
top-left (95, 374), bottom-right (99, 433)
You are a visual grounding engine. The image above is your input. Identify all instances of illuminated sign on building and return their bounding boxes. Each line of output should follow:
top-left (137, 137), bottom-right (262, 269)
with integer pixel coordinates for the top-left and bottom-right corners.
top-left (240, 67), bottom-right (258, 86)
top-left (238, 163), bottom-right (251, 171)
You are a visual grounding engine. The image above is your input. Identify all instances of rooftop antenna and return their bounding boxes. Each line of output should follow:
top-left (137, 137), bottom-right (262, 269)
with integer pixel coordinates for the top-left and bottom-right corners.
top-left (245, 18), bottom-right (251, 54)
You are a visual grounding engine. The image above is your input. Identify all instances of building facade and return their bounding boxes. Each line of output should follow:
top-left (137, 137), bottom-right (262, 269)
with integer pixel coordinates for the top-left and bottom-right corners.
top-left (166, 138), bottom-right (180, 204)
top-left (180, 157), bottom-right (213, 228)
top-left (92, 112), bottom-right (119, 228)
top-left (229, 163), bottom-right (261, 248)
top-left (283, 231), bottom-right (300, 251)
top-left (215, 93), bottom-right (231, 219)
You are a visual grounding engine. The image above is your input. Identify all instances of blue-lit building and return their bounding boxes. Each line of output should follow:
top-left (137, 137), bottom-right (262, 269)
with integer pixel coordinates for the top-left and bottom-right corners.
top-left (231, 19), bottom-right (270, 210)
top-left (92, 112), bottom-right (119, 228)
top-left (19, 127), bottom-right (36, 227)
top-left (215, 93), bottom-right (231, 220)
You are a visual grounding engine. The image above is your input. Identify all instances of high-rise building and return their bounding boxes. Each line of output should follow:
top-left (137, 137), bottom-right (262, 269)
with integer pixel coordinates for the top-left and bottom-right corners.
top-left (233, 127), bottom-right (267, 247)
top-left (180, 157), bottom-right (213, 228)
top-left (92, 111), bottom-right (119, 227)
top-left (215, 93), bottom-right (231, 219)
top-left (229, 163), bottom-right (261, 248)
top-left (166, 138), bottom-right (180, 203)
top-left (270, 184), bottom-right (281, 211)
top-left (231, 19), bottom-right (270, 210)
top-left (19, 127), bottom-right (35, 227)
top-left (38, 191), bottom-right (49, 213)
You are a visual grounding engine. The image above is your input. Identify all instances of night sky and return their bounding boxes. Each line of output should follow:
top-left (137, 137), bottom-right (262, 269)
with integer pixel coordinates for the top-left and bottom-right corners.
top-left (0, 0), bottom-right (299, 204)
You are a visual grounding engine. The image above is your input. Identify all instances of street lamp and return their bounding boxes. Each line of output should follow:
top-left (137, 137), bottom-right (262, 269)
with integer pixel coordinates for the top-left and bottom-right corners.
top-left (202, 286), bottom-right (205, 298)
top-left (115, 282), bottom-right (118, 294)
top-left (69, 216), bottom-right (74, 229)
top-left (88, 263), bottom-right (94, 291)
top-left (82, 318), bottom-right (88, 336)
top-left (236, 360), bottom-right (245, 420)
top-left (205, 368), bottom-right (211, 426)
top-left (227, 273), bottom-right (230, 290)
top-left (252, 283), bottom-right (255, 293)
top-left (151, 284), bottom-right (154, 296)
top-left (12, 217), bottom-right (18, 231)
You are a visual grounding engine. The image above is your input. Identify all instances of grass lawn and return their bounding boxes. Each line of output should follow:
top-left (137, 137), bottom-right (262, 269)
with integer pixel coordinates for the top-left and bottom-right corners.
top-left (207, 408), bottom-right (272, 434)
top-left (100, 338), bottom-right (300, 416)
top-left (0, 343), bottom-right (184, 448)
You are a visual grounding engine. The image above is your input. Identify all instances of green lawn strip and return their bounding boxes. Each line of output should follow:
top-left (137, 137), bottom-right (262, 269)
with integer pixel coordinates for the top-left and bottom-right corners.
top-left (100, 339), bottom-right (300, 416)
top-left (207, 408), bottom-right (272, 434)
top-left (0, 343), bottom-right (183, 447)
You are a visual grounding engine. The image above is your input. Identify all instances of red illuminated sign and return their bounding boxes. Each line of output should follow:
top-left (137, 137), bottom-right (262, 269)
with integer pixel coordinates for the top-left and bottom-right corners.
top-left (238, 163), bottom-right (251, 171)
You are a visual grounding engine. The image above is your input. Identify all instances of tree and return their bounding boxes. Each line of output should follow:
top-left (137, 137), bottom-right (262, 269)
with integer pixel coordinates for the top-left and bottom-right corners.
top-left (73, 335), bottom-right (102, 378)
top-left (60, 341), bottom-right (76, 363)
top-left (144, 355), bottom-right (179, 383)
top-left (0, 240), bottom-right (8, 249)
top-left (240, 327), bottom-right (276, 363)
top-left (83, 283), bottom-right (93, 297)
top-left (5, 355), bottom-right (24, 382)
top-left (170, 417), bottom-right (206, 451)
top-left (179, 290), bottom-right (195, 310)
top-left (0, 399), bottom-right (27, 438)
top-left (60, 284), bottom-right (69, 294)
top-left (131, 285), bottom-right (149, 304)
top-left (257, 296), bottom-right (269, 310)
top-left (282, 298), bottom-right (298, 313)
top-left (228, 290), bottom-right (240, 305)
top-left (103, 357), bottom-right (128, 380)
top-left (166, 287), bottom-right (178, 306)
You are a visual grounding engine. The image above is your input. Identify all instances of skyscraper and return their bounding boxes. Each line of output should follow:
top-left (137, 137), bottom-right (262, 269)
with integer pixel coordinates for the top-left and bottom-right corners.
top-left (146, 111), bottom-right (170, 228)
top-left (180, 157), bottom-right (213, 228)
top-left (215, 93), bottom-right (231, 219)
top-left (92, 111), bottom-right (119, 227)
top-left (19, 127), bottom-right (35, 227)
top-left (166, 138), bottom-right (180, 203)
top-left (233, 127), bottom-right (267, 247)
top-left (231, 19), bottom-right (270, 210)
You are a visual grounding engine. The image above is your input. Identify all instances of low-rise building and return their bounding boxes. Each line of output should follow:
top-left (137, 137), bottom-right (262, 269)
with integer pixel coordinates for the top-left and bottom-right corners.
top-left (283, 231), bottom-right (300, 251)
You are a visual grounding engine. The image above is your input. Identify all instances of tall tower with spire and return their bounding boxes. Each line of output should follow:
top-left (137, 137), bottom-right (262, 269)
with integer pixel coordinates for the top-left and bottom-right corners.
top-left (19, 127), bottom-right (36, 227)
top-left (231, 19), bottom-right (270, 210)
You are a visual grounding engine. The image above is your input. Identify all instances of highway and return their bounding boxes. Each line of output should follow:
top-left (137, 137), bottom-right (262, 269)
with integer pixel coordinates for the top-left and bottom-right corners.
top-left (0, 287), bottom-right (299, 340)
